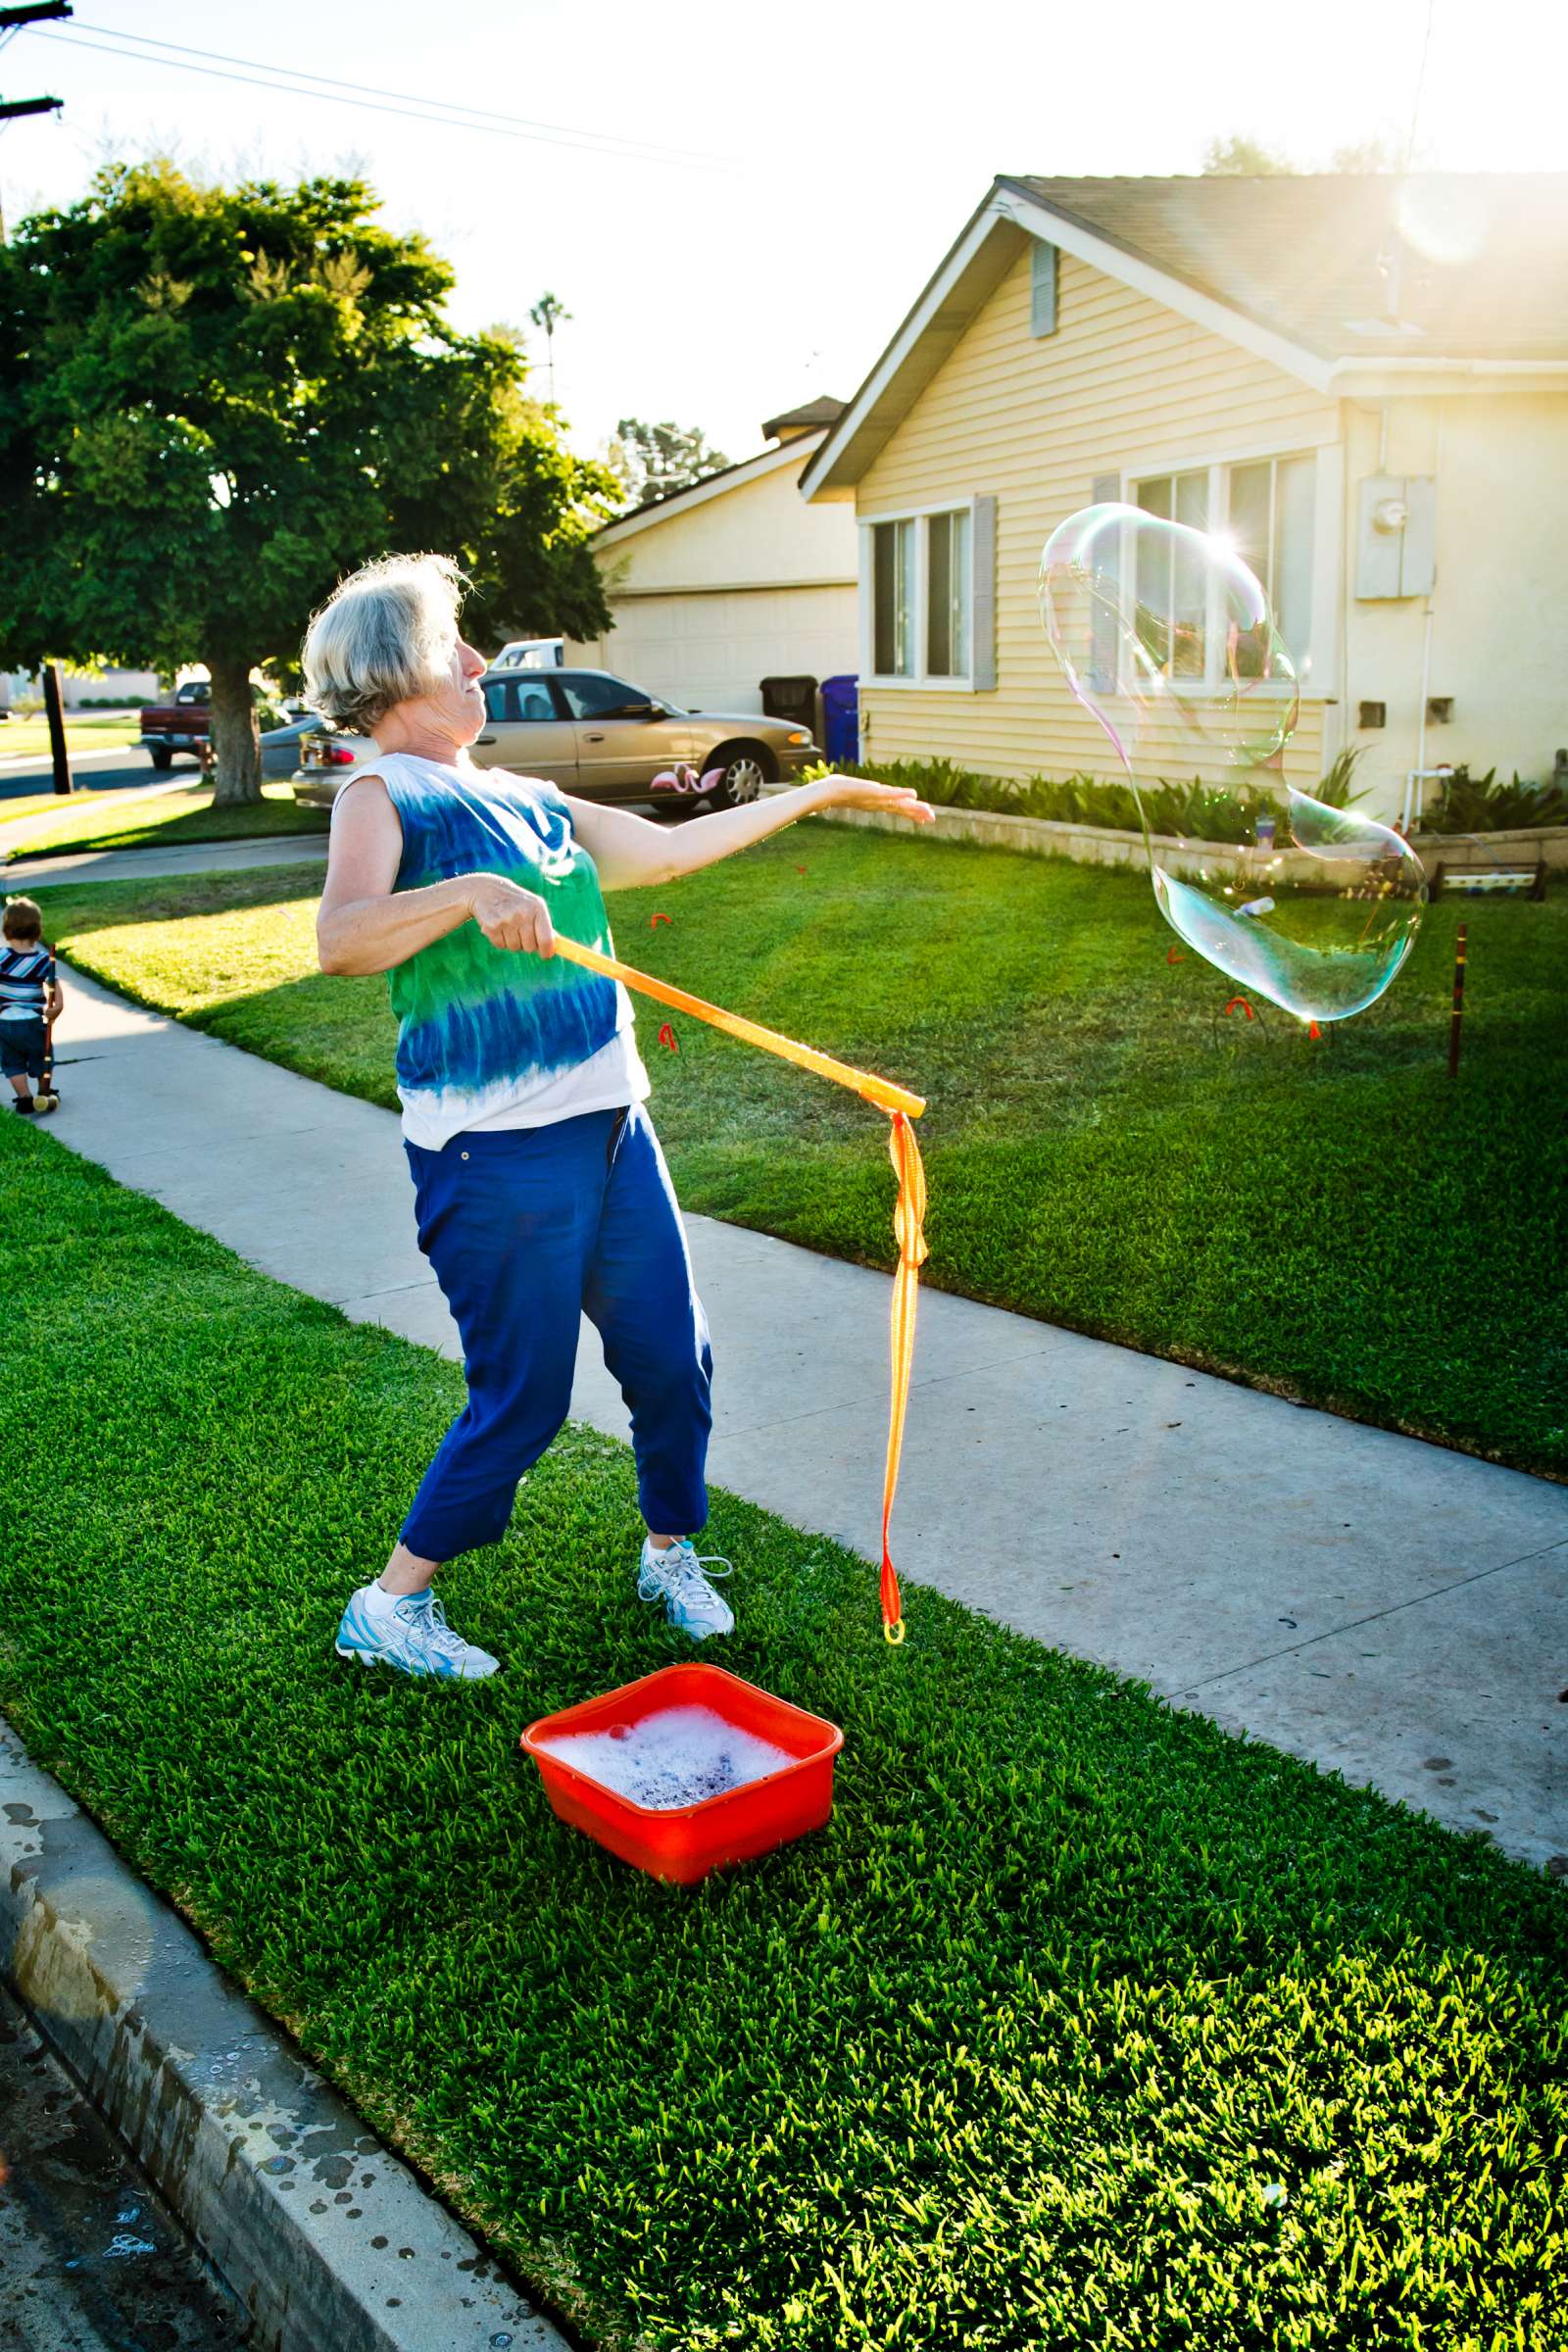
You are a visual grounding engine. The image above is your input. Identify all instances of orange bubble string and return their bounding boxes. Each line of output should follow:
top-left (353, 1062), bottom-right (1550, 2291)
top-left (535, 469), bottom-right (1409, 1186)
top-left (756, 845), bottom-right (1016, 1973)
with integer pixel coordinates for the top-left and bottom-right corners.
top-left (550, 932), bottom-right (926, 1641)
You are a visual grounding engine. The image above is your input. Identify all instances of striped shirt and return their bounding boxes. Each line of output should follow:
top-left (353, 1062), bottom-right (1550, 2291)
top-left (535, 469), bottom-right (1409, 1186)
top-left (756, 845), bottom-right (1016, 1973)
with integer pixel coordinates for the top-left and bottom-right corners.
top-left (0, 942), bottom-right (54, 1023)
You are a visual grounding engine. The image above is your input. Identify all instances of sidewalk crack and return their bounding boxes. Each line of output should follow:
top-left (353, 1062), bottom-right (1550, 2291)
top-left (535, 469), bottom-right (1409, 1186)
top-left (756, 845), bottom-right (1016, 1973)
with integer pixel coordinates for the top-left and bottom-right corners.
top-left (1174, 1534), bottom-right (1568, 1696)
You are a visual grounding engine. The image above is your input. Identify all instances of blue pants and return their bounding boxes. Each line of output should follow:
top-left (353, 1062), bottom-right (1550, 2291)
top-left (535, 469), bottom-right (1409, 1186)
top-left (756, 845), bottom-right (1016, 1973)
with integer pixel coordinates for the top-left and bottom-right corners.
top-left (400, 1105), bottom-right (711, 1561)
top-left (0, 1019), bottom-right (44, 1080)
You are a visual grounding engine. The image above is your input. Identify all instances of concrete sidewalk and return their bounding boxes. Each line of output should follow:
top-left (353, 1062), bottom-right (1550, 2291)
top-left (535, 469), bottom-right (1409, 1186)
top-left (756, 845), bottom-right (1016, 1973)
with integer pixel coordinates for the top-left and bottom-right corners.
top-left (13, 832), bottom-right (328, 888)
top-left (36, 964), bottom-right (1568, 1871)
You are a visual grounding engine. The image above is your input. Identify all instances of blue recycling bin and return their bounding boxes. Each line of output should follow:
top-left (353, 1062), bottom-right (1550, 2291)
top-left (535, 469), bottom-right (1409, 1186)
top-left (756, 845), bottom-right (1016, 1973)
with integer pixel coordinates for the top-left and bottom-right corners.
top-left (820, 673), bottom-right (858, 765)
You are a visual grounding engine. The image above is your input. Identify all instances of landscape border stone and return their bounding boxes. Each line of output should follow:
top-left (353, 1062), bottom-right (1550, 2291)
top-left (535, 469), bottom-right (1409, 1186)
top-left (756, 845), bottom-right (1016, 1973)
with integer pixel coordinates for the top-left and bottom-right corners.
top-left (777, 788), bottom-right (1568, 880)
top-left (0, 1709), bottom-right (568, 2352)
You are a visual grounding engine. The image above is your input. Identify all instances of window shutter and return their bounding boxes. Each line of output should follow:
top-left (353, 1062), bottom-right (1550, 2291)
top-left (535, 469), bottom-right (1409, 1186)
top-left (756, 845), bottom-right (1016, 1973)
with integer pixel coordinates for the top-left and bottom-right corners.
top-left (1030, 240), bottom-right (1058, 337)
top-left (1087, 469), bottom-right (1120, 692)
top-left (970, 494), bottom-right (997, 691)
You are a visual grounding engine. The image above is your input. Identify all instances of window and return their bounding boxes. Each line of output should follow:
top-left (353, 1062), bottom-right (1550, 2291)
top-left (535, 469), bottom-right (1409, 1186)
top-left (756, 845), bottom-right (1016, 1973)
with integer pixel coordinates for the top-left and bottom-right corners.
top-left (1130, 452), bottom-right (1316, 681)
top-left (1133, 469), bottom-right (1209, 678)
top-left (870, 505), bottom-right (975, 683)
top-left (873, 518), bottom-right (915, 676)
top-left (1227, 454), bottom-right (1315, 669)
top-left (558, 673), bottom-right (652, 718)
top-left (926, 508), bottom-right (970, 678)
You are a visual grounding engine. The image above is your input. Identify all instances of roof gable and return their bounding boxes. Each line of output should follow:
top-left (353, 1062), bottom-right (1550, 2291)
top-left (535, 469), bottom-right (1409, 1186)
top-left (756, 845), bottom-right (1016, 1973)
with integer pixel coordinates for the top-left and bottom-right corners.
top-left (802, 172), bottom-right (1568, 498)
top-left (594, 429), bottom-right (828, 549)
top-left (1012, 172), bottom-right (1568, 365)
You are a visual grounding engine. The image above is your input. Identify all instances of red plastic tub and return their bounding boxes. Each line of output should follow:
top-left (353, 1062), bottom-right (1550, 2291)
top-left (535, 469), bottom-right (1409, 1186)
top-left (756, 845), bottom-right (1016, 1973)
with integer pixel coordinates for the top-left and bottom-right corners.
top-left (520, 1661), bottom-right (843, 1886)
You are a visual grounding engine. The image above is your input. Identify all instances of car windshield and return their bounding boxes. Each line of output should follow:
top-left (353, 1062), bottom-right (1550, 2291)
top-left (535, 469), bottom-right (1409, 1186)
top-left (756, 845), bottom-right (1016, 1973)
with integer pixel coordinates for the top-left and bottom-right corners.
top-left (558, 673), bottom-right (683, 720)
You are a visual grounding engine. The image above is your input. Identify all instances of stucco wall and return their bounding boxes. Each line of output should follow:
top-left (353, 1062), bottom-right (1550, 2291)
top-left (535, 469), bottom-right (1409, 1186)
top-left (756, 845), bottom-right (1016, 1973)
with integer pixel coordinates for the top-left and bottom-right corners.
top-left (565, 440), bottom-right (859, 710)
top-left (1342, 393), bottom-right (1568, 811)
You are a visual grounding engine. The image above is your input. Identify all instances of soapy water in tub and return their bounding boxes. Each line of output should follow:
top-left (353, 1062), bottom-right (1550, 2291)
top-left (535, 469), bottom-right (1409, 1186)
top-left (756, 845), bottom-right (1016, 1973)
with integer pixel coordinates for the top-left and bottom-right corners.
top-left (538, 1704), bottom-right (797, 1810)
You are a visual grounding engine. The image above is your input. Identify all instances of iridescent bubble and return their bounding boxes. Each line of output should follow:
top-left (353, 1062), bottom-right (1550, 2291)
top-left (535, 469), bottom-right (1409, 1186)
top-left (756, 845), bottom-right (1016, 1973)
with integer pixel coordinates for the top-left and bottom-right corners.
top-left (1040, 503), bottom-right (1425, 1022)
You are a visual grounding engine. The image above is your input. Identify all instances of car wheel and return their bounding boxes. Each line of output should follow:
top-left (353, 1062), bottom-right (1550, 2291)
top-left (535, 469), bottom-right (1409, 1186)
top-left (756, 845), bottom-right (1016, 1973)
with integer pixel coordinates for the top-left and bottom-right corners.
top-left (705, 747), bottom-right (773, 808)
top-left (149, 745), bottom-right (173, 769)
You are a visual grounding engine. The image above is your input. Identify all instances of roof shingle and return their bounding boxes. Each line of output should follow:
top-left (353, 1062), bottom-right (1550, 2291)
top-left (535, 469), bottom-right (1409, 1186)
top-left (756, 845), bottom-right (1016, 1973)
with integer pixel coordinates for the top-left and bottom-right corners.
top-left (1007, 172), bottom-right (1568, 362)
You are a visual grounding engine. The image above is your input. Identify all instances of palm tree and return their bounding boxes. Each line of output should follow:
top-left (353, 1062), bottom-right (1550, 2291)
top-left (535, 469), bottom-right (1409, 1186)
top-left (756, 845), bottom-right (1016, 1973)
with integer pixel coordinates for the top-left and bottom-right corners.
top-left (528, 290), bottom-right (571, 405)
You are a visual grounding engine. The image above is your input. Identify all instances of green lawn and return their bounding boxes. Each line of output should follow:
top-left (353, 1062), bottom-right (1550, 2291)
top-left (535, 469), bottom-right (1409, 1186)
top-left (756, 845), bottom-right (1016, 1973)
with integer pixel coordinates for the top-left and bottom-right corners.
top-left (34, 825), bottom-right (1567, 1477)
top-left (4, 779), bottom-right (328, 862)
top-left (2, 1111), bottom-right (1563, 2351)
top-left (0, 707), bottom-right (142, 758)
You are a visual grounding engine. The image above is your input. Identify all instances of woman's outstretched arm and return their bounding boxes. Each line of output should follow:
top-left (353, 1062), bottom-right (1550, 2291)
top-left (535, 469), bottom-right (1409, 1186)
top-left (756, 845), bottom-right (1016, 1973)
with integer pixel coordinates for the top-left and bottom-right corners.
top-left (563, 773), bottom-right (931, 893)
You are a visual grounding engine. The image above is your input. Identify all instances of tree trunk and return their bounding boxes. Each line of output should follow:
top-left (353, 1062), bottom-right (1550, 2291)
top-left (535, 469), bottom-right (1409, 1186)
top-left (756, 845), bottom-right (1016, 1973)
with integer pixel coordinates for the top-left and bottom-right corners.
top-left (208, 656), bottom-right (262, 806)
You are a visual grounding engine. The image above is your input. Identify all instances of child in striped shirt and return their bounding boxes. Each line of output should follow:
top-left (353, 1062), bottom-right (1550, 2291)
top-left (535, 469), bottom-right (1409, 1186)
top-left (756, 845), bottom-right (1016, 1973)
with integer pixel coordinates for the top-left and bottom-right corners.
top-left (1, 896), bottom-right (63, 1115)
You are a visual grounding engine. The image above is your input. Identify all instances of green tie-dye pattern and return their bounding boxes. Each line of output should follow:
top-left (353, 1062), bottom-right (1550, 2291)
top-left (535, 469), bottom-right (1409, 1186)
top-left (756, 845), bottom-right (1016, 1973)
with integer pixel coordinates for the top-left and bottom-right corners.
top-left (377, 760), bottom-right (631, 1107)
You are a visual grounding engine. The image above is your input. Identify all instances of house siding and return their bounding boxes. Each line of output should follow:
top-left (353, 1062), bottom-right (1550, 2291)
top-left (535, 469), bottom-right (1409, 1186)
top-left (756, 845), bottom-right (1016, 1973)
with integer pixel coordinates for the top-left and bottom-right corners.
top-left (855, 248), bottom-right (1335, 792)
top-left (567, 439), bottom-right (858, 713)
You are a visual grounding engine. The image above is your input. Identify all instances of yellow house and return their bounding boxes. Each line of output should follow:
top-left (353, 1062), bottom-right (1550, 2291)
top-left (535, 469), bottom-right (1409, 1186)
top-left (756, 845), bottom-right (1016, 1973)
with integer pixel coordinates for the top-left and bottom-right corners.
top-left (801, 173), bottom-right (1568, 821)
top-left (567, 400), bottom-right (858, 718)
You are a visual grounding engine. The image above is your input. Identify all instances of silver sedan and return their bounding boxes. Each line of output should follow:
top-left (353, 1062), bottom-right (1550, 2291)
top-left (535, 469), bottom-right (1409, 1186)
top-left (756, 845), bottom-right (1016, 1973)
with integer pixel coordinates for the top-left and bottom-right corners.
top-left (294, 669), bottom-right (818, 809)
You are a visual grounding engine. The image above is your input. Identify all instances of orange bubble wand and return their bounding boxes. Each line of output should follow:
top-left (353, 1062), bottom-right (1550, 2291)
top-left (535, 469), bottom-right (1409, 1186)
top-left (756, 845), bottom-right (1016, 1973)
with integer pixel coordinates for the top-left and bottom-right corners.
top-left (551, 932), bottom-right (926, 1642)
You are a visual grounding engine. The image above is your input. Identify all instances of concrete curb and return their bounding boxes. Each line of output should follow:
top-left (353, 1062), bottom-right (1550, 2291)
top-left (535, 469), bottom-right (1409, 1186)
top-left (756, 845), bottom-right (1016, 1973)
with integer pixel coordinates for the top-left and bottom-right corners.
top-left (0, 1710), bottom-right (570, 2352)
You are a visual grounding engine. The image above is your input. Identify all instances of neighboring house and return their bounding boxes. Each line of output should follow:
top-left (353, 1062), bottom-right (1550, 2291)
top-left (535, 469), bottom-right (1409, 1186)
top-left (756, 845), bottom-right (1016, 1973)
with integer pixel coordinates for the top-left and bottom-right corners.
top-left (3, 665), bottom-right (161, 708)
top-left (566, 399), bottom-right (858, 715)
top-left (800, 174), bottom-right (1568, 817)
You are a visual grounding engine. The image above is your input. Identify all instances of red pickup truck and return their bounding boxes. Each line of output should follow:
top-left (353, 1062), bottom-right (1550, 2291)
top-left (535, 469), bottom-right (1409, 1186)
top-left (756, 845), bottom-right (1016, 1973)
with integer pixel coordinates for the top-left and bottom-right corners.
top-left (138, 679), bottom-right (211, 768)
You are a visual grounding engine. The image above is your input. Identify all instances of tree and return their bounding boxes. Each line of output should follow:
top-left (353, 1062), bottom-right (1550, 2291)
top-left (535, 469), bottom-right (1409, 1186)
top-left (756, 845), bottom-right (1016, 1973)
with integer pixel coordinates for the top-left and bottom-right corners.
top-left (1329, 134), bottom-right (1401, 173)
top-left (0, 162), bottom-right (614, 802)
top-left (1200, 134), bottom-right (1293, 175)
top-left (527, 289), bottom-right (570, 404)
top-left (605, 417), bottom-right (732, 511)
top-left (1203, 128), bottom-right (1417, 175)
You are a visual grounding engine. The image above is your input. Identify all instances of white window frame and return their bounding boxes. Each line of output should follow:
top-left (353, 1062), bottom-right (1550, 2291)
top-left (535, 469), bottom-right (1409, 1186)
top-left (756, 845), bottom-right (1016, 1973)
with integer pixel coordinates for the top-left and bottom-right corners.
top-left (860, 498), bottom-right (978, 691)
top-left (1114, 436), bottom-right (1341, 699)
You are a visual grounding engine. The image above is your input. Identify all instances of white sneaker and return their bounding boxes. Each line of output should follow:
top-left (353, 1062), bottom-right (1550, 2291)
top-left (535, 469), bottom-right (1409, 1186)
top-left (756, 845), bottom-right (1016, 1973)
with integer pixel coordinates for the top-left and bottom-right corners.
top-left (637, 1538), bottom-right (735, 1640)
top-left (334, 1586), bottom-right (499, 1681)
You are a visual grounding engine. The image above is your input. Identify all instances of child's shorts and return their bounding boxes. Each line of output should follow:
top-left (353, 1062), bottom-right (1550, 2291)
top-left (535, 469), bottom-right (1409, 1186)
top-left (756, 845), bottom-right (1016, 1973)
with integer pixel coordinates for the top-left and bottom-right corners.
top-left (0, 1019), bottom-right (44, 1079)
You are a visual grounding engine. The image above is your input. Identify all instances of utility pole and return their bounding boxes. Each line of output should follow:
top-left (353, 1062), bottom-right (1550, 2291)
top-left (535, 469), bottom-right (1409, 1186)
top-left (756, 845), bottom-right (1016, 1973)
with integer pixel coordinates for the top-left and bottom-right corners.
top-left (0, 2), bottom-right (72, 242)
top-left (42, 662), bottom-right (71, 797)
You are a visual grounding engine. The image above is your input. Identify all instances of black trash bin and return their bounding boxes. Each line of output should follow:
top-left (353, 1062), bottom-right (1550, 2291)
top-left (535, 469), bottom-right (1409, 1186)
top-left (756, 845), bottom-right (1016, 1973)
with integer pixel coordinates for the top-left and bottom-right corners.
top-left (760, 674), bottom-right (818, 733)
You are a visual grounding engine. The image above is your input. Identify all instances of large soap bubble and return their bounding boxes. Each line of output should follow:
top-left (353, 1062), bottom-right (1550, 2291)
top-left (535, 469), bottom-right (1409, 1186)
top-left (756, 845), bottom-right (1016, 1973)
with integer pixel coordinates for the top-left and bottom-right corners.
top-left (1040, 503), bottom-right (1424, 1022)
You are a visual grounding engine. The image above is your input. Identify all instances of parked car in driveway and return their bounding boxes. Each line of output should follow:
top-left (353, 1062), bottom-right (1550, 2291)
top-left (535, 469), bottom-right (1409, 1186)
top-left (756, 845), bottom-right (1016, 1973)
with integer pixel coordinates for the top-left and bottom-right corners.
top-left (292, 668), bottom-right (819, 810)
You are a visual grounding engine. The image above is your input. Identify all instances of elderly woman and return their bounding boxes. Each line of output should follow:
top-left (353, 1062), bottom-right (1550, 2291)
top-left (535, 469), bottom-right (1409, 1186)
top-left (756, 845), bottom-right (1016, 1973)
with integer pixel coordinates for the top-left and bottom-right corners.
top-left (306, 554), bottom-right (929, 1681)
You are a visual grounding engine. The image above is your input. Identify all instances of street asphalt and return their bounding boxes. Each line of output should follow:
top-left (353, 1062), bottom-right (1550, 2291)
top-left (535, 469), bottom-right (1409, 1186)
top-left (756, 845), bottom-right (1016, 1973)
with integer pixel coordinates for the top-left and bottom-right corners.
top-left (0, 746), bottom-right (182, 800)
top-left (0, 1981), bottom-right (250, 2350)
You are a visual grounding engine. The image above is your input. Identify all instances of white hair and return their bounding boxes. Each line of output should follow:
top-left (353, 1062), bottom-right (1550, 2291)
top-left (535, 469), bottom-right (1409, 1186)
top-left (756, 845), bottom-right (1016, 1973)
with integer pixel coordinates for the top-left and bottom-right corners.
top-left (301, 553), bottom-right (469, 734)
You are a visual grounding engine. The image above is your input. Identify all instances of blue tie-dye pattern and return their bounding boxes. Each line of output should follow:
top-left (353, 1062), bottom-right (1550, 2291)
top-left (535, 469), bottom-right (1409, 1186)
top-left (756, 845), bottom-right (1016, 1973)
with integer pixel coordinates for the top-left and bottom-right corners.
top-left (375, 757), bottom-right (629, 1112)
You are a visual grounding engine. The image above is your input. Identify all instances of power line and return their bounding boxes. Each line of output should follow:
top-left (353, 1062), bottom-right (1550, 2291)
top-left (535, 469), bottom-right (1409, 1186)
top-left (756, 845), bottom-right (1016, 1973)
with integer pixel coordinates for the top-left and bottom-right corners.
top-left (72, 18), bottom-right (726, 165)
top-left (27, 20), bottom-right (734, 172)
top-left (1403, 0), bottom-right (1438, 172)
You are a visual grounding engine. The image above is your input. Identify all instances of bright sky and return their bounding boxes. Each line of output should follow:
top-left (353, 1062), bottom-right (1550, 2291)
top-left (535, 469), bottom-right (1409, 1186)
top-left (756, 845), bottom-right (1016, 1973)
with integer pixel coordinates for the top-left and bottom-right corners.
top-left (3, 0), bottom-right (1566, 467)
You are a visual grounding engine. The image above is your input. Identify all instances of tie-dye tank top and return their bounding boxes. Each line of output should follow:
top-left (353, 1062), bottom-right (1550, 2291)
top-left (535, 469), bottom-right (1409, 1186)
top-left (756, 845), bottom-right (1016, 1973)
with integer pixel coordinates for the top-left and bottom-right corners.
top-left (359, 752), bottom-right (649, 1149)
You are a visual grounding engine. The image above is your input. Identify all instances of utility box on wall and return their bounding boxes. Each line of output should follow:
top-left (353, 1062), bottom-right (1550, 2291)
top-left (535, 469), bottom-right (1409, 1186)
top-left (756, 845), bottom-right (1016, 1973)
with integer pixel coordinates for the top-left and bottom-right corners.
top-left (1355, 474), bottom-right (1437, 599)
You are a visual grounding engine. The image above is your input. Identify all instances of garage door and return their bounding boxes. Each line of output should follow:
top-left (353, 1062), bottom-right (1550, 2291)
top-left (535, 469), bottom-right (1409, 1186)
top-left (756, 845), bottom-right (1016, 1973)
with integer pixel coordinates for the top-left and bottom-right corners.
top-left (575, 585), bottom-right (858, 714)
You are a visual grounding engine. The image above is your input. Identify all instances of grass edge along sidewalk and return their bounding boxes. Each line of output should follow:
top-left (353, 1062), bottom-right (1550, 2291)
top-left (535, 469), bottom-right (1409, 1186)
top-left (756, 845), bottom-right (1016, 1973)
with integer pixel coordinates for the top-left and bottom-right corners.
top-left (28, 831), bottom-right (1568, 1480)
top-left (3, 780), bottom-right (329, 862)
top-left (1, 1113), bottom-right (1564, 2352)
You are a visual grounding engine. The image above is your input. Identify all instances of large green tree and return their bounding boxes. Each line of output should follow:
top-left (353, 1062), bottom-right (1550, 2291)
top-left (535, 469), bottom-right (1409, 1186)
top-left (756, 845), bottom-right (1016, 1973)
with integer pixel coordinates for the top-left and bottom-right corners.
top-left (0, 161), bottom-right (613, 801)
